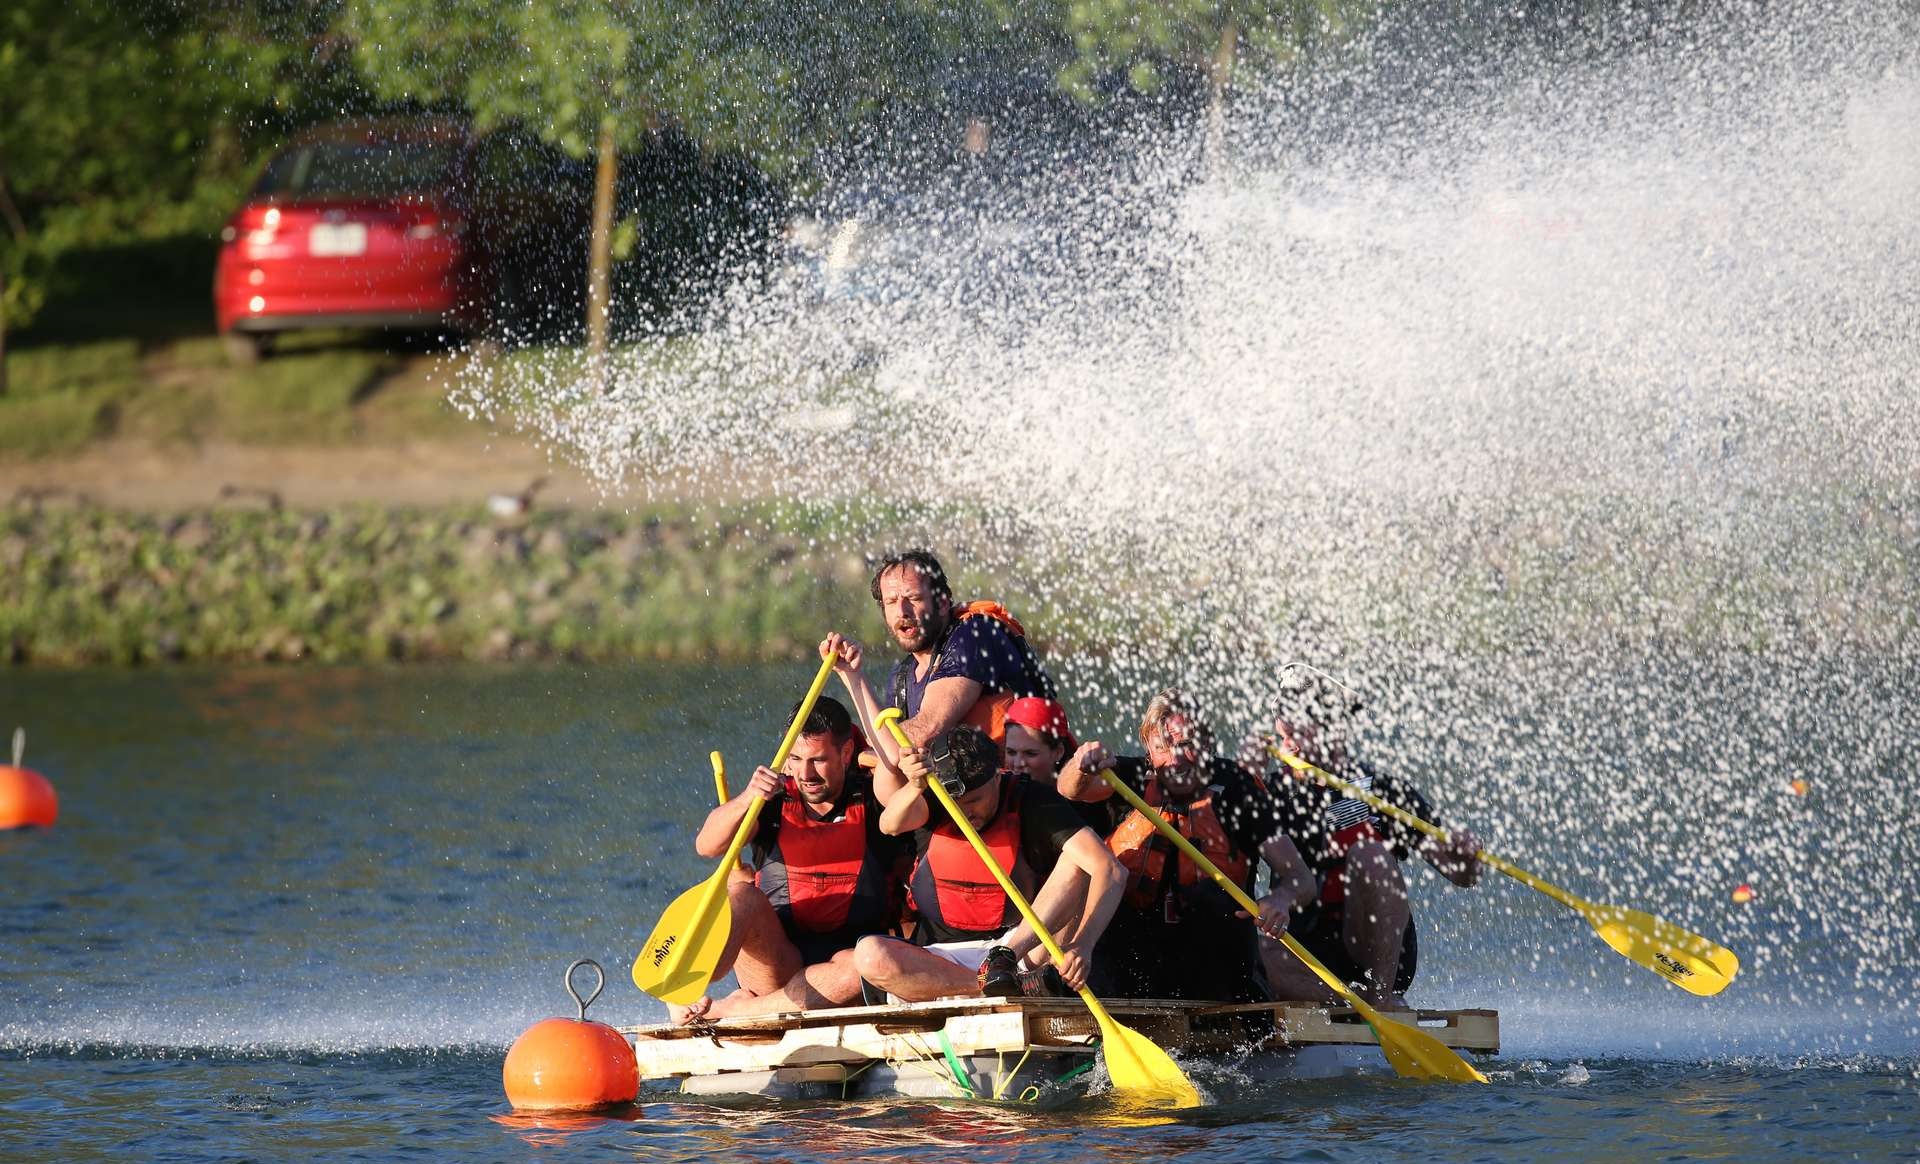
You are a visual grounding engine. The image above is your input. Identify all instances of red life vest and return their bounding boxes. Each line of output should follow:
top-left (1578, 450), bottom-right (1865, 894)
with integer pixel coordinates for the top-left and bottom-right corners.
top-left (1316, 817), bottom-right (1386, 908)
top-left (1108, 779), bottom-right (1251, 910)
top-left (906, 777), bottom-right (1023, 940)
top-left (757, 778), bottom-right (895, 936)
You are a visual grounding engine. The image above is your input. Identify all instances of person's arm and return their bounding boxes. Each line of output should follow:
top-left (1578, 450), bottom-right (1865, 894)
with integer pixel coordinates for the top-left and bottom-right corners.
top-left (877, 745), bottom-right (934, 836)
top-left (1420, 826), bottom-right (1482, 887)
top-left (1256, 834), bottom-right (1318, 923)
top-left (693, 764), bottom-right (782, 858)
top-left (1058, 827), bottom-right (1125, 962)
top-left (819, 632), bottom-right (905, 801)
top-left (899, 674), bottom-right (983, 745)
top-left (1056, 741), bottom-right (1120, 802)
top-left (1374, 770), bottom-right (1481, 888)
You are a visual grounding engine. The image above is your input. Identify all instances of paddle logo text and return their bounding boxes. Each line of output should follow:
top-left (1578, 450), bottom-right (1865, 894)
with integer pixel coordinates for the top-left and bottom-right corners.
top-left (650, 935), bottom-right (676, 967)
top-left (1653, 952), bottom-right (1695, 978)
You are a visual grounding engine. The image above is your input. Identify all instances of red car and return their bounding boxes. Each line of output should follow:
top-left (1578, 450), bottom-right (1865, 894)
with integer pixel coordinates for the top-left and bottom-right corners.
top-left (213, 118), bottom-right (589, 362)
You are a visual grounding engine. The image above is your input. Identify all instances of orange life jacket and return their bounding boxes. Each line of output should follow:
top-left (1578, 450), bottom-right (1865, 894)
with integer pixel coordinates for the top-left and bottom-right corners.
top-left (1108, 779), bottom-right (1251, 910)
top-left (756, 777), bottom-right (896, 936)
top-left (953, 601), bottom-right (1024, 747)
top-left (905, 777), bottom-right (1023, 940)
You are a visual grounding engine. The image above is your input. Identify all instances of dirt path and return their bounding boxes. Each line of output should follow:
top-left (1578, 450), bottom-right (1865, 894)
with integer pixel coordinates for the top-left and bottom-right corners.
top-left (0, 437), bottom-right (635, 511)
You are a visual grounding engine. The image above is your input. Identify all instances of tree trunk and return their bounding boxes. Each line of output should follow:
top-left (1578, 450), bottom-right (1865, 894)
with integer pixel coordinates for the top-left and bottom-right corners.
top-left (0, 259), bottom-right (8, 398)
top-left (587, 114), bottom-right (618, 393)
top-left (1205, 20), bottom-right (1239, 181)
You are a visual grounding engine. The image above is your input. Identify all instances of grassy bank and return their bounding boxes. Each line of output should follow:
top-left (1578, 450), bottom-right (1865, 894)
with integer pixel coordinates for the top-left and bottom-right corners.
top-left (0, 333), bottom-right (476, 458)
top-left (0, 502), bottom-right (882, 665)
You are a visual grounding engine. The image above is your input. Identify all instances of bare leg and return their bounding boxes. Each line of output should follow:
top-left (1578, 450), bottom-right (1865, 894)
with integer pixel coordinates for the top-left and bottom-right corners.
top-left (667, 882), bottom-right (803, 1023)
top-left (852, 936), bottom-right (980, 1002)
top-left (1259, 932), bottom-right (1340, 1004)
top-left (704, 948), bottom-right (865, 1020)
top-left (724, 880), bottom-right (806, 995)
top-left (1341, 838), bottom-right (1412, 1010)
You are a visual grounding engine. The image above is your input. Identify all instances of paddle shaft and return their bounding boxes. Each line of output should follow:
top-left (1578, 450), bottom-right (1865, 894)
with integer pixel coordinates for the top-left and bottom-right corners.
top-left (878, 717), bottom-right (1114, 1025)
top-left (1263, 745), bottom-right (1581, 910)
top-left (685, 656), bottom-right (839, 945)
top-left (711, 750), bottom-right (729, 805)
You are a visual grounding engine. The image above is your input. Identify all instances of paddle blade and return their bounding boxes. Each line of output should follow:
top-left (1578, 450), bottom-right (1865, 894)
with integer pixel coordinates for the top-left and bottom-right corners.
top-left (631, 876), bottom-right (734, 1006)
top-left (1587, 904), bottom-right (1740, 997)
top-left (1368, 1011), bottom-right (1491, 1084)
top-left (1100, 1018), bottom-right (1203, 1109)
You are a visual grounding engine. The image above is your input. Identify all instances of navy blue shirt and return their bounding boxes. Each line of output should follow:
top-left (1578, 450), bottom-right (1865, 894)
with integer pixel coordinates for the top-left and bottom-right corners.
top-left (885, 610), bottom-right (1055, 719)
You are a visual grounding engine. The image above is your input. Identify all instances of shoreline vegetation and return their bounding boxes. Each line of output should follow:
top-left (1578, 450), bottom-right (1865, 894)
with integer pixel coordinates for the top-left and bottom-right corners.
top-left (5, 484), bottom-right (1914, 668)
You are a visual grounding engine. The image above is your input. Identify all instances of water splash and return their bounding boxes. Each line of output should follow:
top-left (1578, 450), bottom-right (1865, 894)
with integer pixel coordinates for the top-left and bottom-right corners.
top-left (455, 1), bottom-right (1920, 1048)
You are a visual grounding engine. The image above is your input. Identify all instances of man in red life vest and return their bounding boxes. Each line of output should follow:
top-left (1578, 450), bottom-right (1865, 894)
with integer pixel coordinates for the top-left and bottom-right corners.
top-left (671, 695), bottom-right (908, 1023)
top-left (1254, 667), bottom-right (1482, 1011)
top-left (825, 550), bottom-right (1055, 772)
top-left (1059, 689), bottom-right (1319, 1003)
top-left (853, 725), bottom-right (1126, 1002)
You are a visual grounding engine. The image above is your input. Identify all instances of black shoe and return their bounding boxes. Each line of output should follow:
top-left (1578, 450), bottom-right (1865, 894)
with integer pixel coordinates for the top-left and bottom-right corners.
top-left (1017, 966), bottom-right (1068, 997)
top-left (978, 945), bottom-right (1021, 996)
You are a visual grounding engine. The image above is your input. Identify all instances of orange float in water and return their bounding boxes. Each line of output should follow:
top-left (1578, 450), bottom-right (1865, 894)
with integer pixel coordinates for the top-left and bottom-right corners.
top-left (1731, 883), bottom-right (1755, 904)
top-left (503, 960), bottom-right (638, 1113)
top-left (0, 729), bottom-right (57, 830)
top-left (1789, 778), bottom-right (1810, 796)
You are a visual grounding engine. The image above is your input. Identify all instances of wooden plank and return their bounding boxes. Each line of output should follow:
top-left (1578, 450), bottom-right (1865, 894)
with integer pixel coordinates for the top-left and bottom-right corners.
top-left (631, 1009), bottom-right (1041, 1081)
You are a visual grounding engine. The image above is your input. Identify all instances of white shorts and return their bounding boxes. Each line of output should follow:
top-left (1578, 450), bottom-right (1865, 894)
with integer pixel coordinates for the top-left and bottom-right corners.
top-left (882, 938), bottom-right (1007, 1003)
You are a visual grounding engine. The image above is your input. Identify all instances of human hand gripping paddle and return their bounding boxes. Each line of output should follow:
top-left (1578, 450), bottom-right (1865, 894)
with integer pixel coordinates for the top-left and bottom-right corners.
top-left (1094, 767), bottom-right (1489, 1084)
top-left (1262, 742), bottom-right (1740, 997)
top-left (874, 708), bottom-right (1202, 1109)
top-left (632, 654), bottom-right (838, 1005)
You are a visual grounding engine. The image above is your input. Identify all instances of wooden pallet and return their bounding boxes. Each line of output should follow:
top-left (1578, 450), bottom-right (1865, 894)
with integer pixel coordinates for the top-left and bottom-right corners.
top-left (622, 996), bottom-right (1498, 1087)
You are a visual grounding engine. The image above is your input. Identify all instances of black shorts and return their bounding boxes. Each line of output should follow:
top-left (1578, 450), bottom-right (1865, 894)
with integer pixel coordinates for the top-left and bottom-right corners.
top-left (1290, 906), bottom-right (1418, 995)
top-left (783, 924), bottom-right (870, 965)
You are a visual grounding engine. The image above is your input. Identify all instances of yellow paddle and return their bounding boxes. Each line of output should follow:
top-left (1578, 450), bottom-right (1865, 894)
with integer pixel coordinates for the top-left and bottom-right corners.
top-left (710, 750), bottom-right (729, 804)
top-left (875, 709), bottom-right (1201, 1109)
top-left (1263, 743), bottom-right (1739, 997)
top-left (1095, 767), bottom-right (1488, 1084)
top-left (632, 655), bottom-right (838, 1005)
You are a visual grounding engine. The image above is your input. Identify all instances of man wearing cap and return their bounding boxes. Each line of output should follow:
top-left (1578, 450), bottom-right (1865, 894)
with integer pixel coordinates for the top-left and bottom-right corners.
top-left (1254, 667), bottom-right (1482, 1011)
top-left (670, 694), bottom-right (909, 1023)
top-left (852, 725), bottom-right (1126, 1001)
top-left (1059, 689), bottom-right (1319, 1003)
top-left (824, 550), bottom-right (1054, 766)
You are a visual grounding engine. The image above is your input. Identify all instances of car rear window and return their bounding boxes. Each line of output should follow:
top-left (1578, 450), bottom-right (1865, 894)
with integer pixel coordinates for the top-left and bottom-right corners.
top-left (253, 140), bottom-right (460, 199)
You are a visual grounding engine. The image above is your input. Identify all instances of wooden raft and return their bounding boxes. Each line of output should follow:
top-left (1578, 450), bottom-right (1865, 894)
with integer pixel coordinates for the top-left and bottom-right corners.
top-left (622, 997), bottom-right (1499, 1089)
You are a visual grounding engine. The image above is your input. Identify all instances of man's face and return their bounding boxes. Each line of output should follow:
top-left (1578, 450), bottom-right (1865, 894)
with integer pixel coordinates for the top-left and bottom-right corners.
top-left (1274, 715), bottom-right (1349, 772)
top-left (784, 731), bottom-right (852, 806)
top-left (951, 773), bottom-right (1003, 831)
top-left (877, 565), bottom-right (951, 654)
top-left (1145, 714), bottom-right (1207, 798)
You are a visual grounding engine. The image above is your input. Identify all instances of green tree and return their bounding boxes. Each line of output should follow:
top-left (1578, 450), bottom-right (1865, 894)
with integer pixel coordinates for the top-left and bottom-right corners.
top-left (346, 0), bottom-right (960, 380)
top-left (1055, 0), bottom-right (1366, 174)
top-left (0, 0), bottom-right (363, 391)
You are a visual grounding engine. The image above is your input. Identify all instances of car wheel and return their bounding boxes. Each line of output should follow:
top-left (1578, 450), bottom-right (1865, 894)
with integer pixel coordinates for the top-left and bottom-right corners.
top-left (222, 332), bottom-right (271, 366)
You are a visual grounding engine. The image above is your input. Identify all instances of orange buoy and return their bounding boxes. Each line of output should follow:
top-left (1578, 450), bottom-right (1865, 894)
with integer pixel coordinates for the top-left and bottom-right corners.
top-left (503, 960), bottom-right (638, 1113)
top-left (0, 729), bottom-right (57, 830)
top-left (1789, 778), bottom-right (1809, 796)
top-left (1731, 883), bottom-right (1755, 904)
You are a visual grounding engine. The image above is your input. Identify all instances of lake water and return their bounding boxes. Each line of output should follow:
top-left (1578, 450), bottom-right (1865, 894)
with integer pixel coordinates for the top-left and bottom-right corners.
top-left (3, 662), bottom-right (1915, 1161)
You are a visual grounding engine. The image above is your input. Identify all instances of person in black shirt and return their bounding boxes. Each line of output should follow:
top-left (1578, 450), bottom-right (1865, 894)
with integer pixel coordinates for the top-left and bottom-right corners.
top-left (1250, 668), bottom-right (1482, 1011)
top-left (852, 725), bottom-right (1126, 1002)
top-left (672, 696), bottom-right (908, 1023)
top-left (1059, 689), bottom-right (1318, 1003)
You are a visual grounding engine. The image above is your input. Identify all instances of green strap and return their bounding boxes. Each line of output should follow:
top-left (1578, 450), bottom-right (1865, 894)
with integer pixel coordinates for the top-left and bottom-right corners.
top-left (936, 1029), bottom-right (977, 1097)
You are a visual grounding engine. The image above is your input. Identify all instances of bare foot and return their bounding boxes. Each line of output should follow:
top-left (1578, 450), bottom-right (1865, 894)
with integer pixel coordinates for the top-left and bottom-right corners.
top-left (667, 996), bottom-right (713, 1025)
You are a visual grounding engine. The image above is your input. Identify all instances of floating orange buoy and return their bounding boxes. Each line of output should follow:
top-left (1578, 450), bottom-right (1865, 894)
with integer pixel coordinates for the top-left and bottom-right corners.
top-left (1789, 778), bottom-right (1809, 796)
top-left (1731, 883), bottom-right (1755, 904)
top-left (503, 960), bottom-right (638, 1113)
top-left (0, 729), bottom-right (57, 830)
